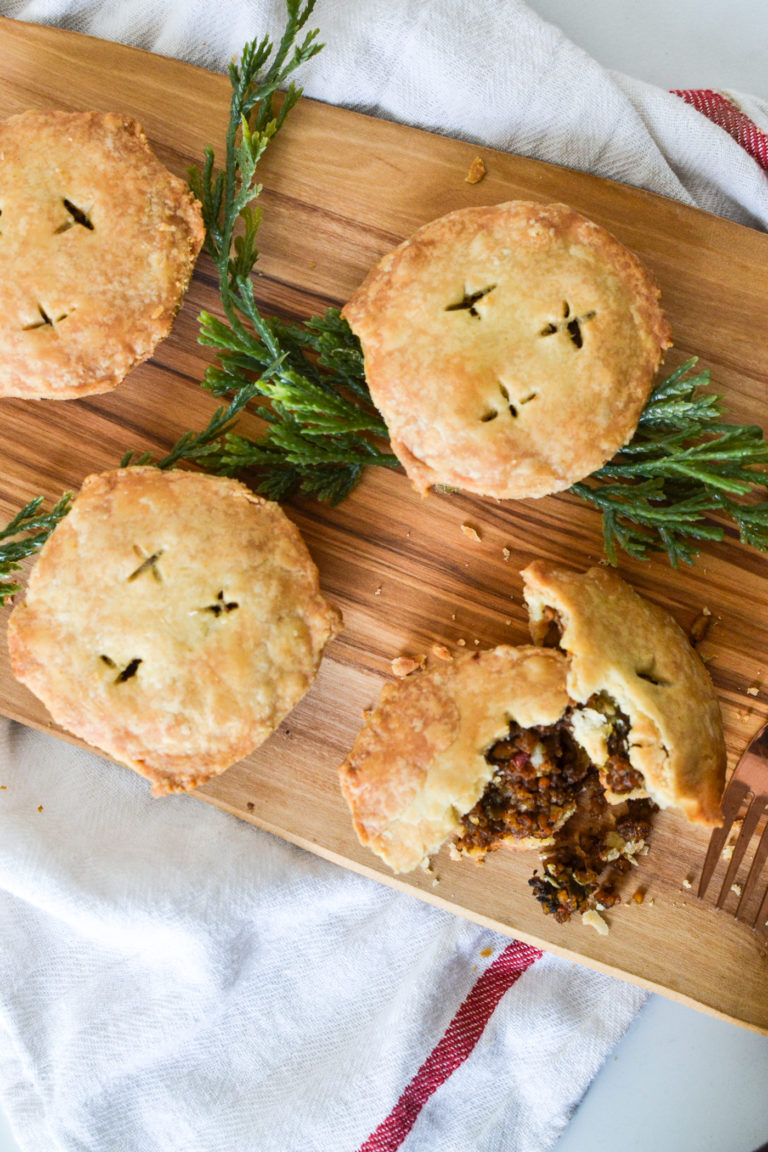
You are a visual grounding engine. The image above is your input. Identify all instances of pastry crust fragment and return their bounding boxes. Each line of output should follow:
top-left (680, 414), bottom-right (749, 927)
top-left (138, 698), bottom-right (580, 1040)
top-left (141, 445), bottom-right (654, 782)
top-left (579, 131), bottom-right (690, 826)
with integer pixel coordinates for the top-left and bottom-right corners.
top-left (7, 468), bottom-right (342, 794)
top-left (0, 110), bottom-right (205, 399)
top-left (342, 200), bottom-right (671, 500)
top-left (339, 645), bottom-right (570, 872)
top-left (522, 560), bottom-right (725, 825)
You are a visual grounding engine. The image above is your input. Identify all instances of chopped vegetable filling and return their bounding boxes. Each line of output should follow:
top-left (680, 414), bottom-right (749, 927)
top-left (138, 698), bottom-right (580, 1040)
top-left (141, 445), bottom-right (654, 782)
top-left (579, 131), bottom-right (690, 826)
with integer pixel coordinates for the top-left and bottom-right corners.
top-left (456, 699), bottom-right (657, 923)
top-left (456, 715), bottom-right (590, 852)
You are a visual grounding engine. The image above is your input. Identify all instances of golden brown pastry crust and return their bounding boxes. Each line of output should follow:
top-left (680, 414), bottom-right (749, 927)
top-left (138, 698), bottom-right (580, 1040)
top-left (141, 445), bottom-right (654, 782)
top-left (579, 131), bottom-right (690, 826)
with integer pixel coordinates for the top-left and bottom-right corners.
top-left (0, 111), bottom-right (204, 400)
top-left (522, 560), bottom-right (725, 825)
top-left (342, 200), bottom-right (671, 500)
top-left (7, 468), bottom-right (342, 794)
top-left (339, 645), bottom-right (570, 872)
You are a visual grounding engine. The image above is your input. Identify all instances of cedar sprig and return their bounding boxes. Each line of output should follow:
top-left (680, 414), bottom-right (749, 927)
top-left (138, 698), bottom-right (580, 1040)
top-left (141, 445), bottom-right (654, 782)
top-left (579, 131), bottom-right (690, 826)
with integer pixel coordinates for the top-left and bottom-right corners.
top-left (196, 280), bottom-right (398, 502)
top-left (0, 494), bottom-right (72, 604)
top-left (188, 0), bottom-right (322, 289)
top-left (186, 6), bottom-right (399, 506)
top-left (570, 359), bottom-right (768, 564)
top-left (119, 370), bottom-right (281, 471)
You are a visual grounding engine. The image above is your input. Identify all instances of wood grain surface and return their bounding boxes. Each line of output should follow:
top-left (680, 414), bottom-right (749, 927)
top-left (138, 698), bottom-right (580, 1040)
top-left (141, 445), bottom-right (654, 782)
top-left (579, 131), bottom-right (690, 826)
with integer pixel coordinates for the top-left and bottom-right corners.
top-left (1, 20), bottom-right (768, 1031)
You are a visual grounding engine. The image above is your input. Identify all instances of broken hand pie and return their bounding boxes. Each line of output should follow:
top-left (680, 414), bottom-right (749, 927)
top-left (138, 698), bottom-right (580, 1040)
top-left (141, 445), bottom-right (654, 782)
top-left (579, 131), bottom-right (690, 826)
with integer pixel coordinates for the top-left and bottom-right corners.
top-left (7, 468), bottom-right (342, 794)
top-left (0, 111), bottom-right (204, 399)
top-left (339, 562), bottom-right (725, 923)
top-left (342, 200), bottom-right (671, 500)
top-left (339, 645), bottom-right (573, 873)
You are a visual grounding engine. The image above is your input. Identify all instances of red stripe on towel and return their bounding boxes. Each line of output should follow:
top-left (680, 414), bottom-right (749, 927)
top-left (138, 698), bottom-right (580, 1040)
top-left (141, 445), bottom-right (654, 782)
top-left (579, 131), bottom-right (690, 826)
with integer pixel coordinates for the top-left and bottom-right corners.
top-left (357, 939), bottom-right (541, 1152)
top-left (672, 88), bottom-right (768, 172)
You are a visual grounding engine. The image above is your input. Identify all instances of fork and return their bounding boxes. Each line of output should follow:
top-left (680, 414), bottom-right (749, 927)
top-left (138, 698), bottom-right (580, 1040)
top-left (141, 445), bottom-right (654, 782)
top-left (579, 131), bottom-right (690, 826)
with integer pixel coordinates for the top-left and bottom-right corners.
top-left (698, 721), bottom-right (768, 937)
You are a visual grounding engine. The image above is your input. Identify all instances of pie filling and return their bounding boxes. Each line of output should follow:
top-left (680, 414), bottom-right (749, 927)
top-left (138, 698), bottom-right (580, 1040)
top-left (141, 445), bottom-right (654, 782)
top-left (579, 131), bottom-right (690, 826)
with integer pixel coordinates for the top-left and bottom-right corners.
top-left (587, 691), bottom-right (646, 796)
top-left (456, 713), bottom-right (590, 852)
top-left (456, 698), bottom-right (657, 923)
top-left (529, 781), bottom-right (655, 924)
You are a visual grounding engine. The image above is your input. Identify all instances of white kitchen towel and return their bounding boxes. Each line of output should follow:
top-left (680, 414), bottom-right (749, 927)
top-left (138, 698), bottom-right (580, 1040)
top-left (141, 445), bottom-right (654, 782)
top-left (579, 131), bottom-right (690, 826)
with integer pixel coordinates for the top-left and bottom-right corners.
top-left (0, 2), bottom-right (766, 1151)
top-left (0, 721), bottom-right (647, 1152)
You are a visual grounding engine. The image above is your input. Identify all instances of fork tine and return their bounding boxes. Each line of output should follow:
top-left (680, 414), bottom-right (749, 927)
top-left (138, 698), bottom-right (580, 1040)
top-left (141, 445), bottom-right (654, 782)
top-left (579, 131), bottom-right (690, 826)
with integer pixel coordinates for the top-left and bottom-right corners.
top-left (698, 778), bottom-right (750, 898)
top-left (735, 803), bottom-right (768, 924)
top-left (756, 884), bottom-right (768, 938)
top-left (716, 793), bottom-right (764, 908)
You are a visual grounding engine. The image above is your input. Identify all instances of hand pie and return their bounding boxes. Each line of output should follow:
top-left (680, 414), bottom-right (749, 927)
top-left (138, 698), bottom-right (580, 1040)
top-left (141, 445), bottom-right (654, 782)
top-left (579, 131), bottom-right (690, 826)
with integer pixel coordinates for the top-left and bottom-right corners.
top-left (342, 200), bottom-right (671, 500)
top-left (0, 110), bottom-right (204, 399)
top-left (338, 563), bottom-right (724, 926)
top-left (7, 468), bottom-right (342, 794)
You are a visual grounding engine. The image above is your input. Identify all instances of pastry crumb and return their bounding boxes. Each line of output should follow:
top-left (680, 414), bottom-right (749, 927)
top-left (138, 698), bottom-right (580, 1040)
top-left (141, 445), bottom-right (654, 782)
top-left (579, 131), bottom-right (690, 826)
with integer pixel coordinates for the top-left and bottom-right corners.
top-left (37, 805), bottom-right (44, 813)
top-left (682, 875), bottom-right (693, 889)
top-left (582, 909), bottom-right (609, 935)
top-left (464, 155), bottom-right (486, 184)
top-left (731, 882), bottom-right (742, 897)
top-left (391, 656), bottom-right (423, 678)
top-left (461, 522), bottom-right (482, 542)
top-left (746, 684), bottom-right (760, 697)
top-left (374, 586), bottom-right (382, 596)
top-left (431, 643), bottom-right (453, 661)
top-left (722, 819), bottom-right (743, 860)
top-left (631, 888), bottom-right (645, 904)
top-left (689, 608), bottom-right (713, 646)
top-left (456, 638), bottom-right (466, 647)
top-left (502, 547), bottom-right (511, 561)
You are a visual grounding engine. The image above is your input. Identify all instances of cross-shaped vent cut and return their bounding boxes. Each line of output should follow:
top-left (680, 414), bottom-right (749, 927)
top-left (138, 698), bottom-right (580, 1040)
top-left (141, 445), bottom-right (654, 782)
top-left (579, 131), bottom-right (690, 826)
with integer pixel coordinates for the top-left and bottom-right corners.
top-left (635, 666), bottom-right (670, 688)
top-left (479, 383), bottom-right (537, 423)
top-left (100, 655), bottom-right (143, 683)
top-left (22, 304), bottom-right (69, 331)
top-left (445, 284), bottom-right (496, 318)
top-left (202, 590), bottom-right (239, 617)
top-left (127, 549), bottom-right (164, 583)
top-left (539, 301), bottom-right (596, 349)
top-left (55, 198), bottom-right (94, 234)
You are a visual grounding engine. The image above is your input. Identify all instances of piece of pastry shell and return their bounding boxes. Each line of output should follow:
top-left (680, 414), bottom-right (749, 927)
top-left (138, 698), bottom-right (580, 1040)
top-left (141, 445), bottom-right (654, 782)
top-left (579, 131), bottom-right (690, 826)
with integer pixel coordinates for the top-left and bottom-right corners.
top-left (521, 560), bottom-right (725, 826)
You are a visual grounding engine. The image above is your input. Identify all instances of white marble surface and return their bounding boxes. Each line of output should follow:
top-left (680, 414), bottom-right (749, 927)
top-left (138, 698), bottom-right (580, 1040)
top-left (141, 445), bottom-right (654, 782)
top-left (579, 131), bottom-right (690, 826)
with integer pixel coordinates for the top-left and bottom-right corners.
top-left (0, 1111), bottom-right (16, 1152)
top-left (554, 996), bottom-right (768, 1152)
top-left (1, 4), bottom-right (767, 1151)
top-left (528, 0), bottom-right (768, 100)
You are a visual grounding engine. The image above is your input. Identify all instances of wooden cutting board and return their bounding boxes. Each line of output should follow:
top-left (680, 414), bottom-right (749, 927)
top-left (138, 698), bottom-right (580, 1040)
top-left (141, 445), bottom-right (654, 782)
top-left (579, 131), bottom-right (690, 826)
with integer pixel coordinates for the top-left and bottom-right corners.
top-left (1, 19), bottom-right (768, 1032)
